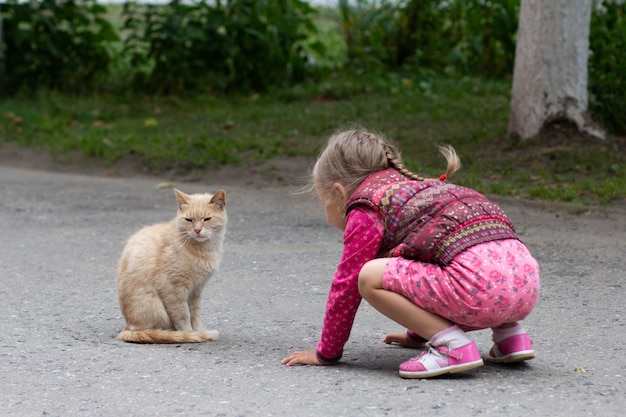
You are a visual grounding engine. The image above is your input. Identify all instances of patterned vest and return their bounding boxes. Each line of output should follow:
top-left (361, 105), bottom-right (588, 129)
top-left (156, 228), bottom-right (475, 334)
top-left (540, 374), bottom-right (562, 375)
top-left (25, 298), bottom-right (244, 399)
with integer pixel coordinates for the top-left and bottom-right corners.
top-left (346, 169), bottom-right (520, 265)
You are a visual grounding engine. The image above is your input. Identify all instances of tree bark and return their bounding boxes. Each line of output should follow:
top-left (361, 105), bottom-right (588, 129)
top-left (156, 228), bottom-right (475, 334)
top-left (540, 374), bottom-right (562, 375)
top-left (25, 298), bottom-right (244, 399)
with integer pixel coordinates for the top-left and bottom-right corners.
top-left (508, 0), bottom-right (605, 140)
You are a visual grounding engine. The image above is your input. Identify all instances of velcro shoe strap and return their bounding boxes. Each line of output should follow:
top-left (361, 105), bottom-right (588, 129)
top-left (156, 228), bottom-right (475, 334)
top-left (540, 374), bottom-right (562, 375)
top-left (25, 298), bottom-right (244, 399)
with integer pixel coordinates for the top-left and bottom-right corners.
top-left (434, 345), bottom-right (463, 361)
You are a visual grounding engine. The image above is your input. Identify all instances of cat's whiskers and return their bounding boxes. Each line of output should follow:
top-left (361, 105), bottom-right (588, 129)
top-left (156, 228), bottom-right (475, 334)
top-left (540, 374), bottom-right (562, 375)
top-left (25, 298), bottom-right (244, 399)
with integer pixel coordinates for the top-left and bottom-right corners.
top-left (175, 231), bottom-right (195, 250)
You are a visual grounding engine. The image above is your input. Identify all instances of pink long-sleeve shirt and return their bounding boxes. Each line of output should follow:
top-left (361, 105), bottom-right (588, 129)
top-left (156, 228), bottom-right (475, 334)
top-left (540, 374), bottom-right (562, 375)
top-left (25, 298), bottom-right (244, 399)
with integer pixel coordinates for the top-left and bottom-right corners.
top-left (316, 206), bottom-right (384, 362)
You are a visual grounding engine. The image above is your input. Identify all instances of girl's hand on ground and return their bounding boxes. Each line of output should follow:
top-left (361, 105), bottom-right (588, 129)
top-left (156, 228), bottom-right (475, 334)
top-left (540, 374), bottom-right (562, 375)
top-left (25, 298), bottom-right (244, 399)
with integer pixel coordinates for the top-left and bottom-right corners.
top-left (383, 332), bottom-right (427, 349)
top-left (281, 349), bottom-right (333, 366)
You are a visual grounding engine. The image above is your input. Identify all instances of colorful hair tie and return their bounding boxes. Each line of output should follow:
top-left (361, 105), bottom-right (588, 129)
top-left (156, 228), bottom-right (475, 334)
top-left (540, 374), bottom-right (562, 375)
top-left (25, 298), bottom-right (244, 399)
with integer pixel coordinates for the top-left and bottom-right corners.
top-left (439, 174), bottom-right (448, 181)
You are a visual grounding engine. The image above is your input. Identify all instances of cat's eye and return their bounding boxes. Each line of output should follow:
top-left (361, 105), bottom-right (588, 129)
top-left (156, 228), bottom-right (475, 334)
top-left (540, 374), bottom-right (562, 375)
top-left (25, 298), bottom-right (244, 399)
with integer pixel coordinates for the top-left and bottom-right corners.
top-left (203, 217), bottom-right (212, 222)
top-left (184, 218), bottom-right (193, 223)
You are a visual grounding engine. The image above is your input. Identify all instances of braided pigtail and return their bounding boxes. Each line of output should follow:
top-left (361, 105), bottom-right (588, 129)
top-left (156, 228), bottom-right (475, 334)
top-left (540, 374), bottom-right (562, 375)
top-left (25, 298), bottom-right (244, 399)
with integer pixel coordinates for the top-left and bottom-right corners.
top-left (437, 144), bottom-right (462, 181)
top-left (370, 133), bottom-right (425, 181)
top-left (386, 151), bottom-right (425, 181)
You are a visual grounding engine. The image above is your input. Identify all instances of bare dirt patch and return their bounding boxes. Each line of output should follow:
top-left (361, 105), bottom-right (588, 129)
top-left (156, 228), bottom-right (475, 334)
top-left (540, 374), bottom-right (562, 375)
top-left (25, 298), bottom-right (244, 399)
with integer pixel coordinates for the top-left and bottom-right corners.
top-left (0, 142), bottom-right (313, 188)
top-left (491, 121), bottom-right (626, 162)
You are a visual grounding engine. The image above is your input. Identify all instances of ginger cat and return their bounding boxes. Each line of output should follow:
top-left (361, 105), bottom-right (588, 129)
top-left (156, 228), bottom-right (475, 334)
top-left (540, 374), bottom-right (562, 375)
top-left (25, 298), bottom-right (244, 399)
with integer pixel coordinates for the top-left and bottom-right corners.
top-left (116, 188), bottom-right (227, 343)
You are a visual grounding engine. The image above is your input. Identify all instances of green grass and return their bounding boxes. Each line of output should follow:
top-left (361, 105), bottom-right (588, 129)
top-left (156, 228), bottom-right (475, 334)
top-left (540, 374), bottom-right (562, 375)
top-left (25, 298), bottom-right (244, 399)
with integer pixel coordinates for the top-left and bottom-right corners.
top-left (1, 76), bottom-right (625, 207)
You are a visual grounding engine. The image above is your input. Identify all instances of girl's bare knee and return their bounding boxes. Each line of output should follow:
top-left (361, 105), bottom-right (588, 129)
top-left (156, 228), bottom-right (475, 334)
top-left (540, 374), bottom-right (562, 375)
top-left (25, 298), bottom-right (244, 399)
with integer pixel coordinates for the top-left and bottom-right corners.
top-left (358, 259), bottom-right (388, 297)
top-left (357, 271), bottom-right (372, 297)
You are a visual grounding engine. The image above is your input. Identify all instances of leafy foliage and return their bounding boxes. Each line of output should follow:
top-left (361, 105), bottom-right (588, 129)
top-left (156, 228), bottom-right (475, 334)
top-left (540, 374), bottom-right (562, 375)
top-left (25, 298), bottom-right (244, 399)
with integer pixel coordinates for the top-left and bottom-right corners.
top-left (121, 0), bottom-right (322, 94)
top-left (589, 1), bottom-right (626, 134)
top-left (336, 0), bottom-right (520, 78)
top-left (0, 0), bottom-right (118, 95)
top-left (441, 0), bottom-right (519, 77)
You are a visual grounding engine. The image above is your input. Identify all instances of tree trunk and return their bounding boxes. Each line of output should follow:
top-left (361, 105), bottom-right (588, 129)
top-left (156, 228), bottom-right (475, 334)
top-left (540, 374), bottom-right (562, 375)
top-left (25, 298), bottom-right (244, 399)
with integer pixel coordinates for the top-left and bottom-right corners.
top-left (508, 0), bottom-right (605, 140)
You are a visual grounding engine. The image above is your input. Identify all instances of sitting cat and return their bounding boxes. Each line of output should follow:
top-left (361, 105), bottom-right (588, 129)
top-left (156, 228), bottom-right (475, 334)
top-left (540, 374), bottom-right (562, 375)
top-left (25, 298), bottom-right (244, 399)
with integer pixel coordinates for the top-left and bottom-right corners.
top-left (116, 188), bottom-right (227, 343)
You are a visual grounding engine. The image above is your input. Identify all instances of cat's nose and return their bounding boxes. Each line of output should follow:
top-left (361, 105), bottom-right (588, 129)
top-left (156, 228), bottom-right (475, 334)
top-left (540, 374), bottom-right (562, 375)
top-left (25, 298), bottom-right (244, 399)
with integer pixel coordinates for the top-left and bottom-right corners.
top-left (194, 229), bottom-right (202, 234)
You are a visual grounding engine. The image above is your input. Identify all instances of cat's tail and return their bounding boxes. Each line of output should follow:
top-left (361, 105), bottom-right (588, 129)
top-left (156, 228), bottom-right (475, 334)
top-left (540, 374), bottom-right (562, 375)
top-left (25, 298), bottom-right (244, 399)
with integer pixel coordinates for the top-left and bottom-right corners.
top-left (117, 329), bottom-right (219, 344)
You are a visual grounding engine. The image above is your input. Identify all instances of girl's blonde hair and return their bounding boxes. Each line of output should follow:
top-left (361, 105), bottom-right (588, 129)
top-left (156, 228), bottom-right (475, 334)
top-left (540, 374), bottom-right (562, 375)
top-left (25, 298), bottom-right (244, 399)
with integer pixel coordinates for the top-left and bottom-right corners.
top-left (312, 129), bottom-right (461, 199)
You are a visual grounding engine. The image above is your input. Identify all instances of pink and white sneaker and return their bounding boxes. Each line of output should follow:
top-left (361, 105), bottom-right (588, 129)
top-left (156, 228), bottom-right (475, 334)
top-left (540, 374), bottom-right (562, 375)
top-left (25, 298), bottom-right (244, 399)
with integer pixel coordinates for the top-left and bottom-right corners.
top-left (487, 333), bottom-right (535, 363)
top-left (399, 326), bottom-right (484, 379)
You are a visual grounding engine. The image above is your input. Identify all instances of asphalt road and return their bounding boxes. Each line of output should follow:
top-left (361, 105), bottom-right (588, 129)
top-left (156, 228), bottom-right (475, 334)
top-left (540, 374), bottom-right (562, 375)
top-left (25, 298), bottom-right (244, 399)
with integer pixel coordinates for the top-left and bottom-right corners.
top-left (0, 165), bottom-right (624, 417)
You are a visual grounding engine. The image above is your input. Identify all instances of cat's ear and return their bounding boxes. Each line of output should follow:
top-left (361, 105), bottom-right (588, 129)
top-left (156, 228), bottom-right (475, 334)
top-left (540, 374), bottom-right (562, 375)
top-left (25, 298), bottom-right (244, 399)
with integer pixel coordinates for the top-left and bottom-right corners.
top-left (174, 188), bottom-right (191, 209)
top-left (210, 190), bottom-right (226, 209)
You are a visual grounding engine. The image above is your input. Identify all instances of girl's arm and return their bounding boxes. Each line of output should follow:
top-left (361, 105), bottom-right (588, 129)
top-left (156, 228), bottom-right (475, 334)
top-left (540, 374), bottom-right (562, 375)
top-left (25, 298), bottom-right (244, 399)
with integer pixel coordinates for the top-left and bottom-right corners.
top-left (282, 207), bottom-right (383, 366)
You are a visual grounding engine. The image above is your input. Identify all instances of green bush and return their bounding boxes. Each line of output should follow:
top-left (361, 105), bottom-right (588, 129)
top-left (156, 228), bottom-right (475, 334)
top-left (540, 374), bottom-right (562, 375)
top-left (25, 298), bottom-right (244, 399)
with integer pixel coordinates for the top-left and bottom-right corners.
top-left (336, 0), bottom-right (519, 78)
top-left (442, 0), bottom-right (519, 78)
top-left (589, 1), bottom-right (626, 134)
top-left (0, 0), bottom-right (119, 95)
top-left (122, 0), bottom-right (322, 94)
top-left (122, 1), bottom-right (233, 93)
top-left (336, 0), bottom-right (398, 71)
top-left (391, 0), bottom-right (447, 70)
